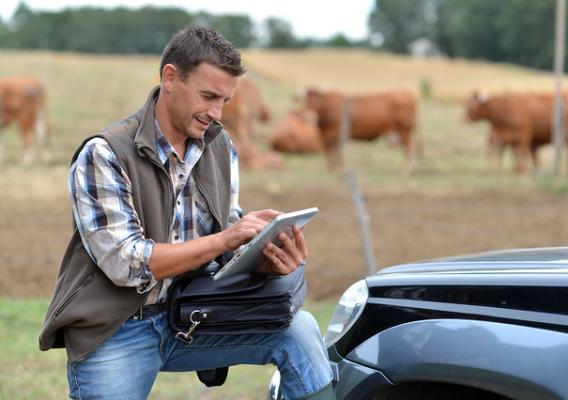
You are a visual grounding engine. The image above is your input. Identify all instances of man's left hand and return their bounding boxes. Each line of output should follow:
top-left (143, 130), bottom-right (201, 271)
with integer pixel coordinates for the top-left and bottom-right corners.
top-left (255, 225), bottom-right (307, 275)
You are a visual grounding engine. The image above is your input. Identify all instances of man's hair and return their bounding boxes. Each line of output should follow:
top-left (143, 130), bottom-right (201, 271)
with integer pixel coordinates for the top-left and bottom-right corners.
top-left (160, 26), bottom-right (246, 80)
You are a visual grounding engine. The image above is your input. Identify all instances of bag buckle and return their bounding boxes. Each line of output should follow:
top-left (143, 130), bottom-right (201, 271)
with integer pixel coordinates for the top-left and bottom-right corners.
top-left (175, 309), bottom-right (207, 344)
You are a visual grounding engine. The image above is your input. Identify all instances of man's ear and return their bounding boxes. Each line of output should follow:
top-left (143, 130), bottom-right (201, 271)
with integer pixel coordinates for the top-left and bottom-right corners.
top-left (161, 64), bottom-right (177, 92)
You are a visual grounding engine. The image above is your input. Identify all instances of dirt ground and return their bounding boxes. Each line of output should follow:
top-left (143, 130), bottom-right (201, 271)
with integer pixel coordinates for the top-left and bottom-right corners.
top-left (2, 173), bottom-right (568, 300)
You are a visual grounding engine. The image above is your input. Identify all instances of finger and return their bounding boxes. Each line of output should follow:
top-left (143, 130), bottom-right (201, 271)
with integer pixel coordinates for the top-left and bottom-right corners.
top-left (265, 242), bottom-right (295, 274)
top-left (236, 218), bottom-right (266, 234)
top-left (277, 232), bottom-right (303, 265)
top-left (249, 209), bottom-right (282, 222)
top-left (292, 225), bottom-right (308, 258)
top-left (262, 246), bottom-right (289, 275)
top-left (241, 227), bottom-right (258, 241)
top-left (240, 214), bottom-right (272, 231)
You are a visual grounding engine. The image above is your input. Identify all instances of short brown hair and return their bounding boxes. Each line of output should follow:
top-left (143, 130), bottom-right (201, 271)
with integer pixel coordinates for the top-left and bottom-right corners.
top-left (160, 26), bottom-right (246, 80)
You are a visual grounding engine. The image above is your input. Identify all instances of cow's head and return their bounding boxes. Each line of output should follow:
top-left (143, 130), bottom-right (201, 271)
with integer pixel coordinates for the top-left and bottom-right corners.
top-left (293, 87), bottom-right (326, 112)
top-left (304, 87), bottom-right (325, 110)
top-left (464, 90), bottom-right (489, 122)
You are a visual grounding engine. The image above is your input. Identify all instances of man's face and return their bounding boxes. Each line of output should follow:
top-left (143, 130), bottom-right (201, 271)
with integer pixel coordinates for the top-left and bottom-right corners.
top-left (166, 62), bottom-right (239, 140)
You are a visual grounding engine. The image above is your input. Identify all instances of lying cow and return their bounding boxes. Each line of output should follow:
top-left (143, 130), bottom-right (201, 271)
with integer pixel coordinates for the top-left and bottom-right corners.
top-left (270, 108), bottom-right (323, 153)
top-left (465, 91), bottom-right (565, 173)
top-left (221, 77), bottom-right (280, 169)
top-left (0, 76), bottom-right (49, 165)
top-left (303, 88), bottom-right (417, 173)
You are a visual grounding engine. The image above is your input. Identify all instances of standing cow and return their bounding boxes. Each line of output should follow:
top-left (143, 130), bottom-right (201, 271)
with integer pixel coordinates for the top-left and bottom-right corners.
top-left (0, 76), bottom-right (49, 165)
top-left (303, 88), bottom-right (417, 174)
top-left (465, 91), bottom-right (564, 173)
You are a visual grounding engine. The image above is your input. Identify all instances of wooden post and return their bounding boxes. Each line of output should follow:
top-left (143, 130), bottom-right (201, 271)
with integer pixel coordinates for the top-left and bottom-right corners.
top-left (553, 0), bottom-right (566, 175)
top-left (339, 97), bottom-right (350, 167)
top-left (340, 98), bottom-right (377, 275)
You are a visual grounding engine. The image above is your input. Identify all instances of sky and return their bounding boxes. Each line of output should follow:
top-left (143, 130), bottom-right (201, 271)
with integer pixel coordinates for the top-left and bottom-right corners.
top-left (0, 0), bottom-right (376, 40)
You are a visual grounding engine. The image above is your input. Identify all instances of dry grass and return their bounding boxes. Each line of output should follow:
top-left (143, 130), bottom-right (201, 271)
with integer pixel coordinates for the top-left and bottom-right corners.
top-left (1, 49), bottom-right (567, 195)
top-left (242, 48), bottom-right (564, 100)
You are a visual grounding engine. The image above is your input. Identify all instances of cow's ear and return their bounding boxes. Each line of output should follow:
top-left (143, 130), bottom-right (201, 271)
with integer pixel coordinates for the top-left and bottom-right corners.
top-left (477, 92), bottom-right (488, 103)
top-left (472, 90), bottom-right (488, 104)
top-left (292, 89), bottom-right (304, 102)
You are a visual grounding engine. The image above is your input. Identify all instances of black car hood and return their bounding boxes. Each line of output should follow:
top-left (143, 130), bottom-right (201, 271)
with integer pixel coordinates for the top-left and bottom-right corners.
top-left (376, 247), bottom-right (568, 276)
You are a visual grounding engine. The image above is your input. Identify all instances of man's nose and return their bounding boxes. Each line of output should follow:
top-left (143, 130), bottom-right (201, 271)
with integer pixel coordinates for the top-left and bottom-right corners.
top-left (208, 101), bottom-right (224, 122)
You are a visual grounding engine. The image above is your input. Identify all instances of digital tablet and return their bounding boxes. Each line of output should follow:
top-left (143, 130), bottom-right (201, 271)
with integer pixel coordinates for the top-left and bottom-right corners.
top-left (212, 207), bottom-right (319, 281)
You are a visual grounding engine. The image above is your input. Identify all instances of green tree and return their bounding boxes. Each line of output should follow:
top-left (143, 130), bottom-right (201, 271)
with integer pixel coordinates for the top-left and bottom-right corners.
top-left (0, 18), bottom-right (11, 48)
top-left (435, 0), bottom-right (556, 69)
top-left (368, 0), bottom-right (437, 53)
top-left (325, 33), bottom-right (353, 47)
top-left (494, 0), bottom-right (555, 69)
top-left (435, 0), bottom-right (503, 60)
top-left (207, 14), bottom-right (255, 48)
top-left (264, 17), bottom-right (299, 48)
top-left (370, 0), bottom-right (559, 70)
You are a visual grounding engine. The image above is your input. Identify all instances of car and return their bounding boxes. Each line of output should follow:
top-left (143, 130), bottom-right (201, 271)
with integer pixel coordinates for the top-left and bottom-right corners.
top-left (269, 246), bottom-right (568, 400)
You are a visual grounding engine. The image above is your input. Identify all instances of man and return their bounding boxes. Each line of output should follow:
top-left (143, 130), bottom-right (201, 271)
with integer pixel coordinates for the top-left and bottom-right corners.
top-left (39, 27), bottom-right (334, 400)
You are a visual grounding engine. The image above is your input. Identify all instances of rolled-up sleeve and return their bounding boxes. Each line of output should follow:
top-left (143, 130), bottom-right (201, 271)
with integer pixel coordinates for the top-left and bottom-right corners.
top-left (69, 138), bottom-right (157, 293)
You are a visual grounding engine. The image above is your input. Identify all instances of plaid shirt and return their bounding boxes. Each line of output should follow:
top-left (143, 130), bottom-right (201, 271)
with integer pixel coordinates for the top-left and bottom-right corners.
top-left (69, 120), bottom-right (241, 304)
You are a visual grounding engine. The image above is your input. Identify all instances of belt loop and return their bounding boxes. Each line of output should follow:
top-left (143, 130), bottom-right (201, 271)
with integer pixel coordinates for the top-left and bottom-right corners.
top-left (139, 306), bottom-right (143, 319)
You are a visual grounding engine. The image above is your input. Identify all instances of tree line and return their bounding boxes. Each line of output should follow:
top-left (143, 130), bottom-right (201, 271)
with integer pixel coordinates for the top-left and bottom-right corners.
top-left (0, 0), bottom-right (563, 70)
top-left (370, 0), bottom-right (559, 70)
top-left (0, 2), bottom-right (364, 54)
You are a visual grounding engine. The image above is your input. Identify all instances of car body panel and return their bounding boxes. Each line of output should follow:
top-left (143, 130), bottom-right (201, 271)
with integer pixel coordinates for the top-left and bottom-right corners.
top-left (346, 318), bottom-right (568, 400)
top-left (328, 357), bottom-right (393, 400)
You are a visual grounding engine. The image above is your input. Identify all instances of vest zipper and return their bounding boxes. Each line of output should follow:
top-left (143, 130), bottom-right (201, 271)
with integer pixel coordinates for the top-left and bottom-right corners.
top-left (54, 271), bottom-right (97, 317)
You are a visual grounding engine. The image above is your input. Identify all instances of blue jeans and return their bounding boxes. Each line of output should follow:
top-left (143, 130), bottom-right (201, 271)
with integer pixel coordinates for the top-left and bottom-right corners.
top-left (66, 310), bottom-right (332, 399)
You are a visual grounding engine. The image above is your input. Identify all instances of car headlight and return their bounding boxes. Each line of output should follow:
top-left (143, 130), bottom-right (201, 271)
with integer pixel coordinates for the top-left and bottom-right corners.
top-left (324, 279), bottom-right (368, 347)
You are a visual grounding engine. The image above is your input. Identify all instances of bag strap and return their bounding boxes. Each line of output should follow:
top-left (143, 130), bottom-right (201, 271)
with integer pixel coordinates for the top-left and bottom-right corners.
top-left (197, 367), bottom-right (229, 387)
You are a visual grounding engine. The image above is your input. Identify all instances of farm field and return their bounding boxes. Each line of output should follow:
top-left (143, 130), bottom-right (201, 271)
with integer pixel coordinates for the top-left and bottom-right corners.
top-left (2, 49), bottom-right (568, 398)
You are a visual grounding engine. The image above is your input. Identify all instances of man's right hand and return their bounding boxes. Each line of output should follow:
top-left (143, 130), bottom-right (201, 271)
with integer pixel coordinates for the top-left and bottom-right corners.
top-left (220, 209), bottom-right (281, 251)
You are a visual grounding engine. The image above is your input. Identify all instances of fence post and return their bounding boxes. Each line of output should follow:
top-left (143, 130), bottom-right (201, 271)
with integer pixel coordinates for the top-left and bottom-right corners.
top-left (553, 0), bottom-right (566, 175)
top-left (340, 98), bottom-right (377, 275)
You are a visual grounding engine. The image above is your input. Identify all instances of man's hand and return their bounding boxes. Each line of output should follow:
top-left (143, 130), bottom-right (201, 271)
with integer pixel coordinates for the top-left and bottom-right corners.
top-left (256, 225), bottom-right (308, 276)
top-left (220, 209), bottom-right (281, 251)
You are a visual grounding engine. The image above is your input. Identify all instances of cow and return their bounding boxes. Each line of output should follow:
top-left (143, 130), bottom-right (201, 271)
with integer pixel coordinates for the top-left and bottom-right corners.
top-left (0, 76), bottom-right (49, 165)
top-left (464, 91), bottom-right (565, 173)
top-left (220, 77), bottom-right (281, 169)
top-left (303, 88), bottom-right (417, 173)
top-left (270, 108), bottom-right (324, 153)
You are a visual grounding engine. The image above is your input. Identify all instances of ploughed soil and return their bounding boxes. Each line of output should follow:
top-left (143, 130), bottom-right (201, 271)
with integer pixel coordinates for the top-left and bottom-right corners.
top-left (2, 176), bottom-right (568, 299)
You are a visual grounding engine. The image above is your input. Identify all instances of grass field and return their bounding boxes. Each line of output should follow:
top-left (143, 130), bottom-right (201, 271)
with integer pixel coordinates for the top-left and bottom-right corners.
top-left (2, 48), bottom-right (568, 398)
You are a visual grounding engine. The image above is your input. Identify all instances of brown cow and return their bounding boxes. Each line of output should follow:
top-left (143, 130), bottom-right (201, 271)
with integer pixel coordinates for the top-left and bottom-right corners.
top-left (0, 76), bottom-right (49, 165)
top-left (270, 108), bottom-right (324, 153)
top-left (464, 91), bottom-right (565, 173)
top-left (303, 88), bottom-right (417, 173)
top-left (221, 77), bottom-right (282, 169)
